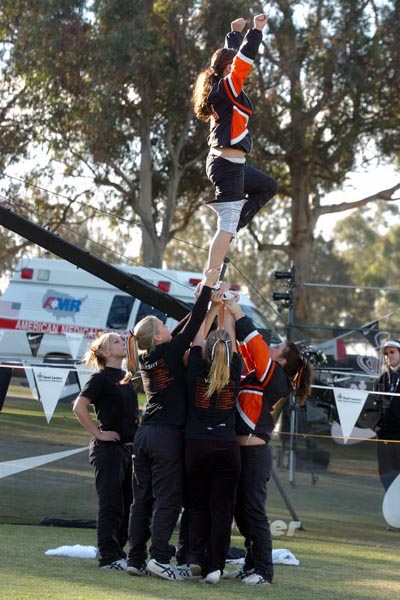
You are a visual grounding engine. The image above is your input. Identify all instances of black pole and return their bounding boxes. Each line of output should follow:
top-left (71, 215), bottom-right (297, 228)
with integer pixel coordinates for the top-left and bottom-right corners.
top-left (270, 466), bottom-right (303, 527)
top-left (0, 205), bottom-right (191, 321)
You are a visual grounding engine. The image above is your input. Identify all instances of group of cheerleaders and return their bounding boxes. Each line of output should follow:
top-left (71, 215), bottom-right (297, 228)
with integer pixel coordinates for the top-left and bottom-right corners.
top-left (73, 11), bottom-right (313, 587)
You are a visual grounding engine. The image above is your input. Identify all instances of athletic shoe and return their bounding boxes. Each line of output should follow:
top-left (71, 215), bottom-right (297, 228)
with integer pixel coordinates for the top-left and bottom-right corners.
top-left (176, 564), bottom-right (201, 578)
top-left (222, 568), bottom-right (254, 580)
top-left (242, 573), bottom-right (270, 585)
top-left (199, 569), bottom-right (221, 584)
top-left (126, 563), bottom-right (149, 576)
top-left (147, 559), bottom-right (183, 581)
top-left (100, 558), bottom-right (127, 571)
top-left (223, 290), bottom-right (235, 300)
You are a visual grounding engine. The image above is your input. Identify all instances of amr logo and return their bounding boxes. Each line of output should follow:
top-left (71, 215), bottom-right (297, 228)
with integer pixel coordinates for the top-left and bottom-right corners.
top-left (42, 289), bottom-right (86, 321)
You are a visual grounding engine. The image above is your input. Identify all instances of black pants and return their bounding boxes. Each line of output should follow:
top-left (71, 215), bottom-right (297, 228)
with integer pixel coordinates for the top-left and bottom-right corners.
top-left (89, 439), bottom-right (133, 567)
top-left (377, 438), bottom-right (400, 491)
top-left (185, 438), bottom-right (241, 575)
top-left (234, 443), bottom-right (273, 582)
top-left (206, 154), bottom-right (278, 230)
top-left (128, 425), bottom-right (184, 567)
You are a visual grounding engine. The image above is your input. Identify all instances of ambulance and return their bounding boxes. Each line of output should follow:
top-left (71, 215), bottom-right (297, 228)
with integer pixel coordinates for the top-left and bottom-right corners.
top-left (0, 257), bottom-right (281, 366)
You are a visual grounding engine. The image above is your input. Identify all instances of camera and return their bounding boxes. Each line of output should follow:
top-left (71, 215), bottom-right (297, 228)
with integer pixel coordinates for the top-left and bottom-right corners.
top-left (272, 291), bottom-right (291, 302)
top-left (302, 346), bottom-right (327, 367)
top-left (274, 270), bottom-right (293, 280)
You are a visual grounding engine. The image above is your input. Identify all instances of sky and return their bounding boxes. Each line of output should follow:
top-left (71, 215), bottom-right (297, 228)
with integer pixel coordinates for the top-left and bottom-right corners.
top-left (315, 163), bottom-right (400, 240)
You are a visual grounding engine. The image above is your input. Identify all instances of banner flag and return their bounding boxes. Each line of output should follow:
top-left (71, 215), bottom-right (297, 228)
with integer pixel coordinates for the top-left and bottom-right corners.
top-left (23, 363), bottom-right (39, 401)
top-left (0, 447), bottom-right (88, 479)
top-left (32, 367), bottom-right (70, 423)
top-left (330, 421), bottom-right (376, 445)
top-left (382, 474), bottom-right (400, 528)
top-left (65, 333), bottom-right (84, 360)
top-left (26, 332), bottom-right (44, 357)
top-left (332, 387), bottom-right (369, 443)
top-left (77, 368), bottom-right (93, 391)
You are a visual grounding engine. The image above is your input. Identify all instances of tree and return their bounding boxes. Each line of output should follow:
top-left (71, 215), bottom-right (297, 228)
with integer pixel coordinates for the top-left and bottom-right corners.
top-left (0, 0), bottom-right (214, 267)
top-left (1, 0), bottom-right (400, 325)
top-left (243, 0), bottom-right (400, 322)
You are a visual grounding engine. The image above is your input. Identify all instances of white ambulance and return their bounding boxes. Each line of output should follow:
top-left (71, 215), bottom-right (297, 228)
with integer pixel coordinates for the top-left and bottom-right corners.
top-left (0, 257), bottom-right (281, 366)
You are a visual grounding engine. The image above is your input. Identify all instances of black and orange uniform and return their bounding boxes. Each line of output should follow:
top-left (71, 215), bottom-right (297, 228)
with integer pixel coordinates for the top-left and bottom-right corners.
top-left (127, 284), bottom-right (213, 571)
top-left (234, 316), bottom-right (292, 583)
top-left (82, 367), bottom-right (139, 568)
top-left (373, 369), bottom-right (400, 491)
top-left (205, 28), bottom-right (278, 229)
top-left (184, 345), bottom-right (242, 577)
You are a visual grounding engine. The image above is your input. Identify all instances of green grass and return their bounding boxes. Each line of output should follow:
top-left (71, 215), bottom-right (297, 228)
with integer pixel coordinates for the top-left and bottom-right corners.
top-left (1, 386), bottom-right (400, 599)
top-left (0, 524), bottom-right (399, 600)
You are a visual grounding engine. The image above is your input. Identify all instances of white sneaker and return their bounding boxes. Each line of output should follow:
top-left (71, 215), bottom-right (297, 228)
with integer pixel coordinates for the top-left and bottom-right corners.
top-left (222, 568), bottom-right (254, 580)
top-left (242, 573), bottom-right (270, 585)
top-left (176, 563), bottom-right (201, 578)
top-left (126, 563), bottom-right (149, 576)
top-left (100, 558), bottom-right (127, 571)
top-left (200, 569), bottom-right (221, 584)
top-left (223, 290), bottom-right (235, 300)
top-left (147, 558), bottom-right (183, 581)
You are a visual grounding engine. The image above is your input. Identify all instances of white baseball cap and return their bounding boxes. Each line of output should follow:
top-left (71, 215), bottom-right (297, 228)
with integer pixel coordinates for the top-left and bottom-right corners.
top-left (382, 340), bottom-right (400, 351)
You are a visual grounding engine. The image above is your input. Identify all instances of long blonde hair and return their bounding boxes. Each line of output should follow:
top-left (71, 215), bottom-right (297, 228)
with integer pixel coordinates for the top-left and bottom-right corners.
top-left (192, 48), bottom-right (237, 121)
top-left (82, 332), bottom-right (132, 384)
top-left (126, 316), bottom-right (159, 374)
top-left (204, 329), bottom-right (232, 397)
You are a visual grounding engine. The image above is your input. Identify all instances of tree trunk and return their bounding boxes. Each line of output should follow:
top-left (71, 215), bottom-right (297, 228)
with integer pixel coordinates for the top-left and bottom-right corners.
top-left (138, 119), bottom-right (163, 267)
top-left (289, 167), bottom-right (315, 326)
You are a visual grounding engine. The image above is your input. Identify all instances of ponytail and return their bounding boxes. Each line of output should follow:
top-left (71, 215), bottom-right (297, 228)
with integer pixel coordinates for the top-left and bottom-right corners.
top-left (126, 316), bottom-right (158, 374)
top-left (204, 329), bottom-right (232, 397)
top-left (192, 48), bottom-right (237, 121)
top-left (82, 332), bottom-right (132, 385)
top-left (281, 342), bottom-right (314, 405)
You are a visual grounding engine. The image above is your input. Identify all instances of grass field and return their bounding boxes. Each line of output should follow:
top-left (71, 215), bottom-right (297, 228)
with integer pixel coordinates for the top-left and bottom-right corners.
top-left (1, 383), bottom-right (400, 599)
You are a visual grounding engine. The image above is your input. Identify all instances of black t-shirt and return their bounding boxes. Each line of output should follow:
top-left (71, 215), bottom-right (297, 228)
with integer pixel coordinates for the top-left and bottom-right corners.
top-left (140, 284), bottom-right (212, 427)
top-left (81, 367), bottom-right (139, 443)
top-left (185, 346), bottom-right (242, 441)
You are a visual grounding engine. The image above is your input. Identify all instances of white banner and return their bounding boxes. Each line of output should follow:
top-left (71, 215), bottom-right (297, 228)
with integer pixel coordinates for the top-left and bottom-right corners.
top-left (330, 421), bottom-right (376, 445)
top-left (77, 368), bottom-right (93, 391)
top-left (0, 447), bottom-right (88, 479)
top-left (23, 363), bottom-right (39, 401)
top-left (332, 387), bottom-right (369, 443)
top-left (64, 333), bottom-right (85, 360)
top-left (32, 367), bottom-right (70, 423)
top-left (382, 474), bottom-right (400, 528)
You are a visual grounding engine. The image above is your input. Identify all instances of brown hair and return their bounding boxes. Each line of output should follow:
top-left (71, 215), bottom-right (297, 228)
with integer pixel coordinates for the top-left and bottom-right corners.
top-left (204, 329), bottom-right (232, 397)
top-left (192, 48), bottom-right (237, 121)
top-left (281, 342), bottom-right (314, 405)
top-left (82, 332), bottom-right (132, 384)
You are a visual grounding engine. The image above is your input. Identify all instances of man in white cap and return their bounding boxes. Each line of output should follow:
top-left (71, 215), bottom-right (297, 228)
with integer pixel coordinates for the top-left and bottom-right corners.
top-left (373, 340), bottom-right (400, 492)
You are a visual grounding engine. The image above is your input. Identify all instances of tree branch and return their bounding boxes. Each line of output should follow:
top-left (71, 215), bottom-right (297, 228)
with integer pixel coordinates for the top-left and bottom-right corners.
top-left (316, 182), bottom-right (400, 217)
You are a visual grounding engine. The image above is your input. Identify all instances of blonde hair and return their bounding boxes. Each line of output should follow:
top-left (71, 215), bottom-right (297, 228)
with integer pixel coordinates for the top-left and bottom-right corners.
top-left (204, 329), bottom-right (232, 397)
top-left (82, 332), bottom-right (132, 384)
top-left (126, 316), bottom-right (159, 374)
top-left (192, 48), bottom-right (237, 121)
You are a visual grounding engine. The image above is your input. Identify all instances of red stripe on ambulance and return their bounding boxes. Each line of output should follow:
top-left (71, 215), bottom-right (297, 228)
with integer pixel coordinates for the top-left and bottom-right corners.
top-left (0, 318), bottom-right (103, 338)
